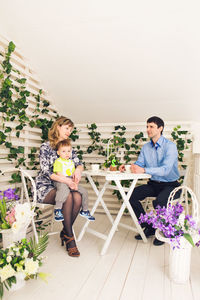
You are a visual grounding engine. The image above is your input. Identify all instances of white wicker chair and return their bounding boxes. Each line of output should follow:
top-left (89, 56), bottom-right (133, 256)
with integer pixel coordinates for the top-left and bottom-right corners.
top-left (155, 185), bottom-right (199, 242)
top-left (0, 167), bottom-right (39, 243)
top-left (20, 168), bottom-right (58, 242)
top-left (143, 165), bottom-right (190, 212)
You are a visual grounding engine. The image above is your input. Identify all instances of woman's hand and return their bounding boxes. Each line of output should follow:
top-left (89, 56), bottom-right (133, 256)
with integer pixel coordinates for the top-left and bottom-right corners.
top-left (73, 166), bottom-right (83, 184)
top-left (68, 179), bottom-right (78, 190)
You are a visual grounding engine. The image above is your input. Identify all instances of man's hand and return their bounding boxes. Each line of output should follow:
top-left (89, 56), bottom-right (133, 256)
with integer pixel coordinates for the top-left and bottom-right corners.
top-left (119, 164), bottom-right (125, 172)
top-left (131, 164), bottom-right (145, 174)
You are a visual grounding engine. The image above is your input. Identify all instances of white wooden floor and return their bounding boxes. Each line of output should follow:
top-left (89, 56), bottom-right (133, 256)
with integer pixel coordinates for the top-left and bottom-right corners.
top-left (5, 213), bottom-right (200, 300)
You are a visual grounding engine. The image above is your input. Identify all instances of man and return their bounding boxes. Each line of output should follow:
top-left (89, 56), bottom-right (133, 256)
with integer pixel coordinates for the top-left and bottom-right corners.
top-left (120, 116), bottom-right (180, 246)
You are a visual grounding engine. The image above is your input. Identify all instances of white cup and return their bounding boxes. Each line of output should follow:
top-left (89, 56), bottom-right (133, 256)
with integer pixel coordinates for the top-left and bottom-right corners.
top-left (125, 164), bottom-right (131, 173)
top-left (91, 164), bottom-right (100, 172)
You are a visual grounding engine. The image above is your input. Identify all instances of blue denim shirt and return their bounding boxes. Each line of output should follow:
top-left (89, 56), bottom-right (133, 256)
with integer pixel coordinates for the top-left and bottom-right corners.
top-left (135, 135), bottom-right (180, 182)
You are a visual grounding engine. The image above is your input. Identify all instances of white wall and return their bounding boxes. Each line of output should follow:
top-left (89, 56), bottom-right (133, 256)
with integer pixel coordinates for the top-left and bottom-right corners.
top-left (0, 0), bottom-right (200, 123)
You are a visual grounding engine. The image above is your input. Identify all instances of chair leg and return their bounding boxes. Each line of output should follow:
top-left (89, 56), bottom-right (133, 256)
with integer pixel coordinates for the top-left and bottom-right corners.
top-left (50, 214), bottom-right (55, 232)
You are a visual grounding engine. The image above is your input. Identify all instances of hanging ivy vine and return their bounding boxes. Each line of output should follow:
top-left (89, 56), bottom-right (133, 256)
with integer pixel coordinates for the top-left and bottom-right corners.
top-left (85, 122), bottom-right (192, 203)
top-left (0, 41), bottom-right (59, 179)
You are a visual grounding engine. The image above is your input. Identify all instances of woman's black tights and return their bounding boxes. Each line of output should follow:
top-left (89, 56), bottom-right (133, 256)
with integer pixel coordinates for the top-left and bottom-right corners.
top-left (62, 191), bottom-right (82, 248)
top-left (44, 189), bottom-right (82, 249)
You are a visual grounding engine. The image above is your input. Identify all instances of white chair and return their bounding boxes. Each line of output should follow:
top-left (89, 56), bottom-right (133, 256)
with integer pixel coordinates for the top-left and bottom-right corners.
top-left (0, 167), bottom-right (39, 242)
top-left (20, 168), bottom-right (58, 242)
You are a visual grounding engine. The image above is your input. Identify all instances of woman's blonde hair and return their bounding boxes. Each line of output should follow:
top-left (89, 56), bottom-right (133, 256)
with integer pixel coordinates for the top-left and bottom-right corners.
top-left (48, 116), bottom-right (74, 149)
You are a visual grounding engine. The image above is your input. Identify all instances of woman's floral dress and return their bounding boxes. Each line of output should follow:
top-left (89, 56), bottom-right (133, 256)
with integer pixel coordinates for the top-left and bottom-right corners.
top-left (35, 141), bottom-right (82, 203)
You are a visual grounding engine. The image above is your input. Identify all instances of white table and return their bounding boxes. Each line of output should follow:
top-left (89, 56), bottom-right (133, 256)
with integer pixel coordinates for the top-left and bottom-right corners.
top-left (77, 170), bottom-right (151, 255)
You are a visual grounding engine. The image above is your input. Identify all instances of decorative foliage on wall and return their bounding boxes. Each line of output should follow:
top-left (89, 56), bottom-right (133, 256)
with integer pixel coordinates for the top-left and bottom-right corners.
top-left (86, 123), bottom-right (192, 170)
top-left (171, 125), bottom-right (192, 169)
top-left (85, 123), bottom-right (192, 202)
top-left (0, 41), bottom-right (58, 177)
top-left (0, 41), bottom-right (193, 207)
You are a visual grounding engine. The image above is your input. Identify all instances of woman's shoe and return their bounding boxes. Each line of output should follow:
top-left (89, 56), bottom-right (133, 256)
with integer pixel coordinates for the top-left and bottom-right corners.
top-left (68, 246), bottom-right (80, 257)
top-left (60, 230), bottom-right (80, 257)
top-left (60, 229), bottom-right (66, 246)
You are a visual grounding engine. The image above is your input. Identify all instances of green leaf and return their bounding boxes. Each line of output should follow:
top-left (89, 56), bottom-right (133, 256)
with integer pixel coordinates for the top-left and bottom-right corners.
top-left (4, 77), bottom-right (12, 86)
top-left (5, 127), bottom-right (11, 133)
top-left (17, 146), bottom-right (24, 154)
top-left (29, 233), bottom-right (49, 259)
top-left (29, 120), bottom-right (35, 128)
top-left (0, 281), bottom-right (3, 300)
top-left (11, 173), bottom-right (21, 183)
top-left (1, 223), bottom-right (10, 229)
top-left (8, 41), bottom-right (16, 53)
top-left (17, 78), bottom-right (26, 84)
top-left (183, 233), bottom-right (195, 247)
top-left (0, 131), bottom-right (7, 144)
top-left (36, 119), bottom-right (42, 127)
top-left (15, 124), bottom-right (23, 131)
top-left (42, 100), bottom-right (50, 107)
top-left (5, 142), bottom-right (12, 148)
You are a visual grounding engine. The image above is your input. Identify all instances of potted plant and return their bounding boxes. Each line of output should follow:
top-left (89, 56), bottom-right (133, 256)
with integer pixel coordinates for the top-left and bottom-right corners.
top-left (0, 234), bottom-right (49, 299)
top-left (139, 186), bottom-right (200, 284)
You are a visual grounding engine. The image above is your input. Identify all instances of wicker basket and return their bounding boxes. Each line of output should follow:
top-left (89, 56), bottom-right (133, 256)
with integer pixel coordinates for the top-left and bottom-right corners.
top-left (9, 273), bottom-right (26, 292)
top-left (1, 222), bottom-right (30, 249)
top-left (156, 229), bottom-right (192, 284)
top-left (169, 238), bottom-right (192, 284)
top-left (155, 186), bottom-right (199, 284)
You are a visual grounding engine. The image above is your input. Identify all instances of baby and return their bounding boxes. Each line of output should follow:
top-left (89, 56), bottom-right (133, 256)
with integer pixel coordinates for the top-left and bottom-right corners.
top-left (53, 139), bottom-right (95, 222)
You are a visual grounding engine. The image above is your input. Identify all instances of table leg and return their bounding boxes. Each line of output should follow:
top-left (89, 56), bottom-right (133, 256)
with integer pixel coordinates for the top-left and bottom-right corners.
top-left (77, 180), bottom-right (109, 242)
top-left (87, 175), bottom-right (114, 225)
top-left (100, 179), bottom-right (138, 255)
top-left (115, 179), bottom-right (147, 243)
top-left (101, 201), bottom-right (126, 255)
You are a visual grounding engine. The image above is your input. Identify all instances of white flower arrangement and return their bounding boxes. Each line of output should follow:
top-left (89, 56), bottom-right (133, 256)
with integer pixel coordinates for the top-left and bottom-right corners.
top-left (0, 189), bottom-right (35, 233)
top-left (0, 234), bottom-right (49, 299)
top-left (11, 203), bottom-right (35, 233)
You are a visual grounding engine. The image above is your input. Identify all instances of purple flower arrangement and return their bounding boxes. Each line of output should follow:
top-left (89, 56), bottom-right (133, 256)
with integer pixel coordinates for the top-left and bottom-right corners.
top-left (0, 188), bottom-right (20, 230)
top-left (139, 202), bottom-right (200, 249)
top-left (0, 188), bottom-right (19, 201)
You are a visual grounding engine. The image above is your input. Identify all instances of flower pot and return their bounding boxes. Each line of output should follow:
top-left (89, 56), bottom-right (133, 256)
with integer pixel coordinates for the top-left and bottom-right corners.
top-left (169, 238), bottom-right (192, 284)
top-left (1, 222), bottom-right (30, 248)
top-left (156, 230), bottom-right (192, 284)
top-left (9, 273), bottom-right (26, 292)
top-left (109, 166), bottom-right (117, 171)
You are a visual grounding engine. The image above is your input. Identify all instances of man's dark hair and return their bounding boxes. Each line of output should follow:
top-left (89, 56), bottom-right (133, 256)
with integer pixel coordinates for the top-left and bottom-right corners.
top-left (147, 116), bottom-right (164, 134)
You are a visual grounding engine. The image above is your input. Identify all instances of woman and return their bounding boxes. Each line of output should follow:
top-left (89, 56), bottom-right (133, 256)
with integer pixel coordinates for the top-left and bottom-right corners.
top-left (35, 116), bottom-right (83, 257)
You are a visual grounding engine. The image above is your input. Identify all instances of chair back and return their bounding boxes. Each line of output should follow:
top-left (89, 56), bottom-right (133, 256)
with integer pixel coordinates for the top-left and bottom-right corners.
top-left (167, 185), bottom-right (199, 222)
top-left (20, 168), bottom-right (38, 206)
top-left (20, 168), bottom-right (59, 237)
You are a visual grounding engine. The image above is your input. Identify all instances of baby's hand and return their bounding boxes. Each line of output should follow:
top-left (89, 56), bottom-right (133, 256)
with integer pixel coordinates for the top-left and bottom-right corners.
top-left (68, 181), bottom-right (78, 190)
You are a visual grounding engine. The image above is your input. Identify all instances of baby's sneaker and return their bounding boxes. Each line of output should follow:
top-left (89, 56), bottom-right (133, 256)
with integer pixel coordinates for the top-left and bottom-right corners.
top-left (79, 210), bottom-right (95, 221)
top-left (54, 209), bottom-right (64, 222)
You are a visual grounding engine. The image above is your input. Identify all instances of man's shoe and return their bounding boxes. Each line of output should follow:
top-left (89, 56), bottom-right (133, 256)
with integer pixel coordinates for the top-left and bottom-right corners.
top-left (153, 238), bottom-right (165, 246)
top-left (135, 227), bottom-right (155, 240)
